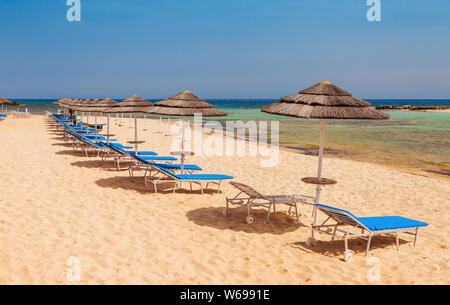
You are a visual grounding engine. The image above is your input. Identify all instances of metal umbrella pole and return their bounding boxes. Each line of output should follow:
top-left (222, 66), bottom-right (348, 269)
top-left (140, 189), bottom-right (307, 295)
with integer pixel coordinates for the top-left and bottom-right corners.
top-left (86, 112), bottom-right (90, 134)
top-left (134, 112), bottom-right (138, 152)
top-left (181, 119), bottom-right (186, 174)
top-left (167, 117), bottom-right (171, 136)
top-left (94, 111), bottom-right (98, 139)
top-left (312, 118), bottom-right (326, 227)
top-left (107, 113), bottom-right (111, 144)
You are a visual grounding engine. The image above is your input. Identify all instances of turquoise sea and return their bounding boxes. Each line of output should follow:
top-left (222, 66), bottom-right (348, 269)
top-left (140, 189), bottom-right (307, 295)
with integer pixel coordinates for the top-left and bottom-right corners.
top-left (7, 99), bottom-right (450, 176)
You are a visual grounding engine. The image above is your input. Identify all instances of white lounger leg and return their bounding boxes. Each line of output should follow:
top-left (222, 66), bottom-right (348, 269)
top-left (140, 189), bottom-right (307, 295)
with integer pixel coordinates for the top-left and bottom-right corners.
top-left (365, 234), bottom-right (373, 256)
top-left (395, 232), bottom-right (400, 251)
top-left (414, 228), bottom-right (419, 247)
top-left (331, 225), bottom-right (338, 243)
top-left (173, 181), bottom-right (178, 194)
top-left (265, 203), bottom-right (272, 223)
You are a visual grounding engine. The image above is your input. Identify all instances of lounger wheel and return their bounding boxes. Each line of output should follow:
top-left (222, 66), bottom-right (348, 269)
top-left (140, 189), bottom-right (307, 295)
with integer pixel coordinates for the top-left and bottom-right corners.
top-left (222, 208), bottom-right (231, 217)
top-left (344, 250), bottom-right (354, 263)
top-left (306, 237), bottom-right (317, 247)
top-left (245, 216), bottom-right (254, 224)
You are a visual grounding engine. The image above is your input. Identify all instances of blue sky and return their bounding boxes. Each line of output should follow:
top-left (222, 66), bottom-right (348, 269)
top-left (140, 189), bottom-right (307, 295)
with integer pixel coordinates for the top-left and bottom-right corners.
top-left (0, 0), bottom-right (449, 99)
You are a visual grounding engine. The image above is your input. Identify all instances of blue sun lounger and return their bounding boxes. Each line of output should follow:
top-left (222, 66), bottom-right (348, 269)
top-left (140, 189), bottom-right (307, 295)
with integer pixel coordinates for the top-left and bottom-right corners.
top-left (141, 161), bottom-right (233, 194)
top-left (101, 142), bottom-right (177, 171)
top-left (129, 153), bottom-right (202, 175)
top-left (110, 145), bottom-right (202, 176)
top-left (309, 204), bottom-right (428, 262)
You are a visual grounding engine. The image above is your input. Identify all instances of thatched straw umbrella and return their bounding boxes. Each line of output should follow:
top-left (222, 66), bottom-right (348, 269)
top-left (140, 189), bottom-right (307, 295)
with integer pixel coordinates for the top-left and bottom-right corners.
top-left (78, 98), bottom-right (118, 143)
top-left (75, 99), bottom-right (94, 131)
top-left (0, 98), bottom-right (19, 106)
top-left (149, 90), bottom-right (228, 117)
top-left (54, 98), bottom-right (72, 115)
top-left (104, 95), bottom-right (153, 151)
top-left (262, 80), bottom-right (390, 244)
top-left (0, 98), bottom-right (19, 112)
top-left (73, 100), bottom-right (108, 138)
top-left (146, 90), bottom-right (228, 173)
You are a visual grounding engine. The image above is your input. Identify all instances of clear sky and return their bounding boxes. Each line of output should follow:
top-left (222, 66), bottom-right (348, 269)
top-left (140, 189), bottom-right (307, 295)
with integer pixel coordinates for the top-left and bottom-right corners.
top-left (0, 0), bottom-right (449, 99)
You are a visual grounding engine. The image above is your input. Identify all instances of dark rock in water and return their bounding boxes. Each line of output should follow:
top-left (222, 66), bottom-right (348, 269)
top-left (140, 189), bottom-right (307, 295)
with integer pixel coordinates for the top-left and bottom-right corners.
top-left (375, 105), bottom-right (396, 109)
top-left (375, 105), bottom-right (450, 111)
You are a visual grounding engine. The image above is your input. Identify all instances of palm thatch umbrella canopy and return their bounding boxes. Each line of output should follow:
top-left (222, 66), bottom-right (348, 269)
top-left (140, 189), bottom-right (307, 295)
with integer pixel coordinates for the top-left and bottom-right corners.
top-left (0, 98), bottom-right (19, 112)
top-left (105, 95), bottom-right (153, 113)
top-left (146, 90), bottom-right (228, 173)
top-left (104, 95), bottom-right (154, 151)
top-left (262, 81), bottom-right (390, 240)
top-left (148, 90), bottom-right (228, 117)
top-left (69, 99), bottom-right (95, 131)
top-left (0, 98), bottom-right (19, 106)
top-left (53, 98), bottom-right (72, 115)
top-left (68, 99), bottom-right (91, 109)
top-left (72, 99), bottom-right (114, 136)
top-left (59, 98), bottom-right (74, 105)
top-left (79, 98), bottom-right (119, 142)
top-left (261, 81), bottom-right (389, 120)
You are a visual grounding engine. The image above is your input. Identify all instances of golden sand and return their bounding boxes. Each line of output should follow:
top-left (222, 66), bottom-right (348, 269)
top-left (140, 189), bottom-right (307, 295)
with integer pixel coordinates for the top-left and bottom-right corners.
top-left (0, 115), bottom-right (448, 284)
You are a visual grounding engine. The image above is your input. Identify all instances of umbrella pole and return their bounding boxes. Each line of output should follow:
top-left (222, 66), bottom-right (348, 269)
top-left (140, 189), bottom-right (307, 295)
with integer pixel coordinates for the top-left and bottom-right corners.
top-left (313, 118), bottom-right (326, 228)
top-left (134, 112), bottom-right (138, 152)
top-left (167, 118), bottom-right (171, 136)
top-left (107, 113), bottom-right (110, 144)
top-left (95, 112), bottom-right (98, 139)
top-left (87, 112), bottom-right (90, 134)
top-left (181, 119), bottom-right (186, 174)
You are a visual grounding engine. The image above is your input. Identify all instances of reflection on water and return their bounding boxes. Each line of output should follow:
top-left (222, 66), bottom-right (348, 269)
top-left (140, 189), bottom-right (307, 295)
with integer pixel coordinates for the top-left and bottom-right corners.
top-left (218, 109), bottom-right (450, 176)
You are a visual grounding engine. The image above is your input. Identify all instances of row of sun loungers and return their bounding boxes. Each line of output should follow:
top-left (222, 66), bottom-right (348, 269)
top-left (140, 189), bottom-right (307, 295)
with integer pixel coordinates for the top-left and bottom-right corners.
top-left (48, 113), bottom-right (428, 262)
top-left (51, 114), bottom-right (233, 194)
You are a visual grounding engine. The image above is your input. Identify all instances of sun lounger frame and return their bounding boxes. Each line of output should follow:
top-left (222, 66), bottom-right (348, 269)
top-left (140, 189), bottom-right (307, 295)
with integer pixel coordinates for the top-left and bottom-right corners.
top-left (143, 164), bottom-right (229, 194)
top-left (312, 204), bottom-right (425, 259)
top-left (226, 182), bottom-right (315, 223)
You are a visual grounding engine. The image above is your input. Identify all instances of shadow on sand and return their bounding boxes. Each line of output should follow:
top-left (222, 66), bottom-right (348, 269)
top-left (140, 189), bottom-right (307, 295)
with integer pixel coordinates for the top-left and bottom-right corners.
top-left (95, 176), bottom-right (220, 195)
top-left (71, 160), bottom-right (118, 170)
top-left (186, 206), bottom-right (307, 234)
top-left (290, 234), bottom-right (411, 261)
top-left (55, 149), bottom-right (85, 157)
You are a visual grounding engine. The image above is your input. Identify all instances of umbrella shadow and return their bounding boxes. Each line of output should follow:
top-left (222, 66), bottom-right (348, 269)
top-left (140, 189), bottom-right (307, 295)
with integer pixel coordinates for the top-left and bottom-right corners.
top-left (290, 235), bottom-right (410, 261)
top-left (50, 136), bottom-right (67, 141)
top-left (55, 149), bottom-right (85, 157)
top-left (51, 142), bottom-right (72, 147)
top-left (186, 206), bottom-right (307, 235)
top-left (95, 176), bottom-right (219, 195)
top-left (71, 160), bottom-right (118, 170)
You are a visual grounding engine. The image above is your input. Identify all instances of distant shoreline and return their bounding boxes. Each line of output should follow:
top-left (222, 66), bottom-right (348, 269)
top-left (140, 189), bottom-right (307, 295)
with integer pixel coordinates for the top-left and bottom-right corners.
top-left (375, 105), bottom-right (450, 112)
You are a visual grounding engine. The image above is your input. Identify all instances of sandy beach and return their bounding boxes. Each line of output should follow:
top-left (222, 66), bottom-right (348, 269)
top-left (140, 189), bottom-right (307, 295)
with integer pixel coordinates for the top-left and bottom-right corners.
top-left (0, 115), bottom-right (448, 284)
